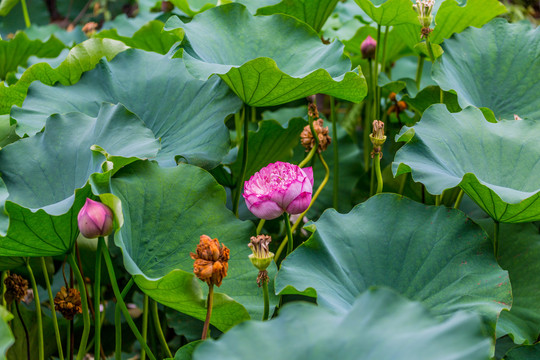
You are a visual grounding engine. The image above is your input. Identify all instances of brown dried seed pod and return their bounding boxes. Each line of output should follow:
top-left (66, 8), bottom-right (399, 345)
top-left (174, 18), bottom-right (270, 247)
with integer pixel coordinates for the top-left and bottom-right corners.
top-left (300, 119), bottom-right (332, 153)
top-left (191, 235), bottom-right (230, 287)
top-left (54, 286), bottom-right (83, 320)
top-left (4, 273), bottom-right (29, 304)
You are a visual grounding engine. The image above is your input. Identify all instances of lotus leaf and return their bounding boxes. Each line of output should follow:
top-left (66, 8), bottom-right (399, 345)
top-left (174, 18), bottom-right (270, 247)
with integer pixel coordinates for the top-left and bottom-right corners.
top-left (193, 287), bottom-right (492, 360)
top-left (276, 194), bottom-right (511, 335)
top-left (166, 3), bottom-right (366, 106)
top-left (393, 105), bottom-right (540, 223)
top-left (11, 49), bottom-right (242, 168)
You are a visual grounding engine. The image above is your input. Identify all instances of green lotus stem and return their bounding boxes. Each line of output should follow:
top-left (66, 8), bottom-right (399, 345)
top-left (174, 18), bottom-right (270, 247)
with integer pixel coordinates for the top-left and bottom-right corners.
top-left (380, 26), bottom-right (389, 75)
top-left (0, 271), bottom-right (6, 307)
top-left (233, 105), bottom-right (249, 217)
top-left (141, 295), bottom-right (149, 360)
top-left (256, 219), bottom-right (265, 236)
top-left (94, 238), bottom-right (103, 360)
top-left (20, 0), bottom-right (31, 28)
top-left (435, 195), bottom-right (441, 206)
top-left (99, 239), bottom-right (156, 360)
top-left (275, 152), bottom-right (330, 262)
top-left (440, 88), bottom-right (444, 103)
top-left (454, 189), bottom-right (464, 209)
top-left (25, 259), bottom-right (44, 360)
top-left (373, 154), bottom-right (383, 194)
top-left (425, 36), bottom-right (436, 63)
top-left (284, 212), bottom-right (294, 255)
top-left (374, 25), bottom-right (381, 120)
top-left (40, 257), bottom-right (64, 360)
top-left (398, 173), bottom-right (407, 195)
top-left (330, 96), bottom-right (339, 209)
top-left (370, 157), bottom-right (375, 196)
top-left (68, 253), bottom-right (90, 360)
top-left (202, 284), bottom-right (214, 340)
top-left (416, 56), bottom-right (424, 91)
top-left (115, 278), bottom-right (134, 360)
top-left (363, 102), bottom-right (371, 171)
top-left (151, 299), bottom-right (172, 358)
top-left (308, 113), bottom-right (320, 150)
top-left (66, 320), bottom-right (71, 360)
top-left (15, 300), bottom-right (30, 360)
top-left (298, 145), bottom-right (317, 168)
top-left (493, 221), bottom-right (500, 258)
top-left (262, 279), bottom-right (269, 321)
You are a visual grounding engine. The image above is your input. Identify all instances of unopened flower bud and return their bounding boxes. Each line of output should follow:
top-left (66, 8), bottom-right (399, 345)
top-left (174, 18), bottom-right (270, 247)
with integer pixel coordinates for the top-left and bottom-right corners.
top-left (301, 119), bottom-right (332, 153)
top-left (361, 35), bottom-right (377, 59)
top-left (54, 286), bottom-right (82, 320)
top-left (77, 199), bottom-right (114, 239)
top-left (4, 274), bottom-right (28, 304)
top-left (514, 114), bottom-right (522, 121)
top-left (248, 235), bottom-right (274, 271)
top-left (190, 235), bottom-right (230, 287)
top-left (370, 120), bottom-right (386, 158)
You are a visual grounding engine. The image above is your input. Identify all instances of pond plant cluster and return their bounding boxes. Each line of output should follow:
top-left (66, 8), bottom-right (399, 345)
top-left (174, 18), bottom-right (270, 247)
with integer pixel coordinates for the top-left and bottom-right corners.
top-left (0, 0), bottom-right (539, 359)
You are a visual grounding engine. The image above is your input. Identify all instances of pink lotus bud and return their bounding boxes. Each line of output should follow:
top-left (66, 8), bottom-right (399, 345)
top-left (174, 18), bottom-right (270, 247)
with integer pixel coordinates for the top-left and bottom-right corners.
top-left (361, 35), bottom-right (377, 59)
top-left (243, 162), bottom-right (314, 220)
top-left (77, 198), bottom-right (114, 238)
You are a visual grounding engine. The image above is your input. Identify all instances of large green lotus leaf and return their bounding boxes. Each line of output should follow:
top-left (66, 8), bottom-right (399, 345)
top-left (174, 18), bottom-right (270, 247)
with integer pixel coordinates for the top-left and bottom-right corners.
top-left (194, 287), bottom-right (492, 360)
top-left (0, 38), bottom-right (128, 115)
top-left (229, 117), bottom-right (307, 180)
top-left (23, 24), bottom-right (86, 46)
top-left (276, 194), bottom-right (511, 335)
top-left (433, 19), bottom-right (540, 121)
top-left (476, 221), bottom-right (540, 344)
top-left (0, 31), bottom-right (65, 80)
top-left (11, 49), bottom-right (241, 168)
top-left (505, 344), bottom-right (540, 360)
top-left (393, 105), bottom-right (540, 223)
top-left (0, 103), bottom-right (159, 256)
top-left (168, 3), bottom-right (366, 106)
top-left (95, 20), bottom-right (183, 55)
top-left (352, 0), bottom-right (418, 26)
top-left (95, 161), bottom-right (278, 331)
top-left (0, 0), bottom-right (18, 16)
top-left (0, 306), bottom-right (13, 359)
top-left (256, 0), bottom-right (339, 32)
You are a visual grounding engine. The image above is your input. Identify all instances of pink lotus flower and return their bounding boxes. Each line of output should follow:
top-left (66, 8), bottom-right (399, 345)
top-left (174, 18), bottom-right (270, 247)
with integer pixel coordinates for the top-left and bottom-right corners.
top-left (243, 162), bottom-right (314, 220)
top-left (77, 198), bottom-right (114, 238)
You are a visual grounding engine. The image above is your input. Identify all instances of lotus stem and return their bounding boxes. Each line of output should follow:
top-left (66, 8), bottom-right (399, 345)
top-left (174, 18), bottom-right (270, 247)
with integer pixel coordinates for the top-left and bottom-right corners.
top-left (330, 96), bottom-right (339, 209)
top-left (115, 278), bottom-right (135, 360)
top-left (256, 219), bottom-right (265, 236)
top-left (20, 0), bottom-right (31, 28)
top-left (374, 154), bottom-right (383, 194)
top-left (416, 56), bottom-right (424, 91)
top-left (298, 145), bottom-right (317, 168)
top-left (15, 300), bottom-right (30, 360)
top-left (68, 253), bottom-right (90, 360)
top-left (284, 213), bottom-right (294, 255)
top-left (374, 25), bottom-right (381, 120)
top-left (100, 238), bottom-right (156, 360)
top-left (398, 173), bottom-right (407, 195)
top-left (141, 295), bottom-right (149, 360)
top-left (426, 36), bottom-right (436, 63)
top-left (233, 105), bottom-right (249, 217)
top-left (454, 189), bottom-right (464, 209)
top-left (40, 257), bottom-right (64, 360)
top-left (202, 284), bottom-right (214, 340)
top-left (25, 259), bottom-right (44, 360)
top-left (262, 279), bottom-right (269, 321)
top-left (494, 221), bottom-right (500, 259)
top-left (151, 299), bottom-right (173, 358)
top-left (94, 238), bottom-right (103, 360)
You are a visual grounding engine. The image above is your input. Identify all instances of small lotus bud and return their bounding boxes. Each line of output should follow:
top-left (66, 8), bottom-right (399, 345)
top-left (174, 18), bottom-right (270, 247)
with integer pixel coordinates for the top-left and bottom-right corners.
top-left (248, 235), bottom-right (274, 271)
top-left (300, 119), bottom-right (332, 153)
top-left (77, 198), bottom-right (114, 239)
top-left (4, 273), bottom-right (28, 304)
top-left (514, 114), bottom-right (522, 121)
top-left (190, 235), bottom-right (230, 287)
top-left (54, 286), bottom-right (83, 320)
top-left (361, 35), bottom-right (377, 59)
